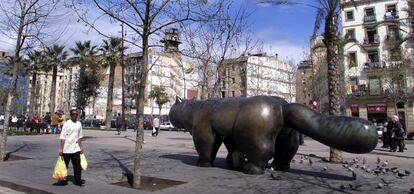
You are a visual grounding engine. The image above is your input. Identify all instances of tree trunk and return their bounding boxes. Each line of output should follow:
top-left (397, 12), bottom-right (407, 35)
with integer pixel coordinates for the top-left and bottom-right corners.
top-left (105, 62), bottom-right (116, 130)
top-left (50, 65), bottom-right (58, 113)
top-left (132, 16), bottom-right (151, 187)
top-left (325, 13), bottom-right (343, 163)
top-left (65, 67), bottom-right (73, 118)
top-left (29, 72), bottom-right (37, 118)
top-left (0, 2), bottom-right (26, 161)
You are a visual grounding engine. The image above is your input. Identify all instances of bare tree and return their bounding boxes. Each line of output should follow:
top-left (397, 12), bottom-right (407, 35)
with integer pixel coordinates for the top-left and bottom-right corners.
top-left (0, 0), bottom-right (61, 161)
top-left (180, 0), bottom-right (260, 99)
top-left (68, 0), bottom-right (223, 188)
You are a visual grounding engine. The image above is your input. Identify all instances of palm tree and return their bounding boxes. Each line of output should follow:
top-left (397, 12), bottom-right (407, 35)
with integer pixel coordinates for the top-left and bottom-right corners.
top-left (27, 50), bottom-right (47, 118)
top-left (148, 86), bottom-right (170, 123)
top-left (71, 41), bottom-right (99, 116)
top-left (100, 37), bottom-right (123, 130)
top-left (45, 44), bottom-right (68, 114)
top-left (261, 0), bottom-right (358, 162)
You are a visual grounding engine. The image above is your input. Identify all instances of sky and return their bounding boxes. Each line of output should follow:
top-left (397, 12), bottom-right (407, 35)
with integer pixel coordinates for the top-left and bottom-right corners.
top-left (0, 0), bottom-right (318, 65)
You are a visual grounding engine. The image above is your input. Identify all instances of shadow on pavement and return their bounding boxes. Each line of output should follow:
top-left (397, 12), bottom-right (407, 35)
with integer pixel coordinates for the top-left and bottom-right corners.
top-left (371, 150), bottom-right (414, 159)
top-left (160, 154), bottom-right (229, 169)
top-left (101, 150), bottom-right (134, 185)
top-left (4, 143), bottom-right (29, 161)
top-left (288, 169), bottom-right (353, 181)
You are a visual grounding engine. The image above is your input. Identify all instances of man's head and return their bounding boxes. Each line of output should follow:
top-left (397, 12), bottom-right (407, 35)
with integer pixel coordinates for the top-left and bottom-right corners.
top-left (70, 109), bottom-right (78, 121)
top-left (393, 115), bottom-right (399, 122)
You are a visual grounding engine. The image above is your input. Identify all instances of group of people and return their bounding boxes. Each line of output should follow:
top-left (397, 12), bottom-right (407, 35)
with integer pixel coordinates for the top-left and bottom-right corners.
top-left (30, 111), bottom-right (65, 134)
top-left (0, 111), bottom-right (65, 134)
top-left (381, 115), bottom-right (407, 152)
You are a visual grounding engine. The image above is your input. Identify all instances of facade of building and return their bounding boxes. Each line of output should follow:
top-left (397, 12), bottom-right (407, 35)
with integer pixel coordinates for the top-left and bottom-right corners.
top-left (219, 53), bottom-right (295, 102)
top-left (0, 53), bottom-right (29, 115)
top-left (295, 60), bottom-right (313, 106)
top-left (125, 28), bottom-right (184, 118)
top-left (341, 0), bottom-right (414, 131)
top-left (26, 70), bottom-right (65, 116)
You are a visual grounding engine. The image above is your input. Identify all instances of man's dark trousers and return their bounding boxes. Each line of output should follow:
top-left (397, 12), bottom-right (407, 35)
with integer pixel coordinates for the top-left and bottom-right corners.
top-left (62, 152), bottom-right (82, 185)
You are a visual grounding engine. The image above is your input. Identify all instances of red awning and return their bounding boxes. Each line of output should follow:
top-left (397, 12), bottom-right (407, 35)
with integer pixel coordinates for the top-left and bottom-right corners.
top-left (367, 104), bottom-right (387, 113)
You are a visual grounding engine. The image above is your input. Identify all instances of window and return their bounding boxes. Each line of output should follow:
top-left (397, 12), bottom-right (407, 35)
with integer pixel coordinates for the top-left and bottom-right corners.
top-left (365, 8), bottom-right (375, 16)
top-left (232, 91), bottom-right (235, 97)
top-left (346, 11), bottom-right (354, 21)
top-left (349, 52), bottom-right (357, 68)
top-left (221, 91), bottom-right (226, 98)
top-left (387, 25), bottom-right (399, 40)
top-left (369, 78), bottom-right (381, 95)
top-left (346, 29), bottom-right (355, 39)
top-left (366, 28), bottom-right (378, 44)
top-left (222, 81), bottom-right (225, 88)
top-left (350, 77), bottom-right (358, 85)
top-left (367, 50), bottom-right (379, 62)
top-left (386, 4), bottom-right (397, 13)
top-left (232, 77), bottom-right (236, 84)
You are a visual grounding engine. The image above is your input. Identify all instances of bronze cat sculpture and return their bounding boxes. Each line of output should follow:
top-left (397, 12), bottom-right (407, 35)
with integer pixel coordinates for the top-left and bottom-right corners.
top-left (169, 96), bottom-right (378, 174)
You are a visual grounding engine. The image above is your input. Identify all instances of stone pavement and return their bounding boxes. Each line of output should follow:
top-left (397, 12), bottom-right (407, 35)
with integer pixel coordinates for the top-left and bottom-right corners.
top-left (0, 129), bottom-right (413, 194)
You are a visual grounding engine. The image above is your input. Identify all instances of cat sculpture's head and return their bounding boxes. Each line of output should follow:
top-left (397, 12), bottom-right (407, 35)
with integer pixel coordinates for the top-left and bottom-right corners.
top-left (169, 96), bottom-right (185, 129)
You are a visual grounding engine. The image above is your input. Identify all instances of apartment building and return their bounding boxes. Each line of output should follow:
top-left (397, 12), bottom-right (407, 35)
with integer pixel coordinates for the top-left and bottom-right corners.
top-left (341, 0), bottom-right (414, 131)
top-left (125, 28), bottom-right (184, 117)
top-left (218, 53), bottom-right (295, 102)
top-left (26, 70), bottom-right (65, 115)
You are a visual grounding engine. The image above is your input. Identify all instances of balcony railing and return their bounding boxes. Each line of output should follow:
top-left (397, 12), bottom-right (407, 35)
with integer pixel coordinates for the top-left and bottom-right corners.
top-left (362, 36), bottom-right (380, 47)
top-left (364, 61), bottom-right (404, 70)
top-left (384, 12), bottom-right (399, 21)
top-left (364, 61), bottom-right (384, 69)
top-left (364, 15), bottom-right (376, 23)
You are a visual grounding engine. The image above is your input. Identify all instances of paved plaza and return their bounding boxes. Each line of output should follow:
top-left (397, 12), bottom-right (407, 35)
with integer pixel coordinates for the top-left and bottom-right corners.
top-left (0, 129), bottom-right (413, 194)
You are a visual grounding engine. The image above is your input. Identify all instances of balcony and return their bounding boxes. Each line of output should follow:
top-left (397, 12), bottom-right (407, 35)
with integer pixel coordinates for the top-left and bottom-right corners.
top-left (362, 36), bottom-right (380, 48)
top-left (364, 15), bottom-right (376, 23)
top-left (364, 61), bottom-right (384, 69)
top-left (384, 12), bottom-right (399, 21)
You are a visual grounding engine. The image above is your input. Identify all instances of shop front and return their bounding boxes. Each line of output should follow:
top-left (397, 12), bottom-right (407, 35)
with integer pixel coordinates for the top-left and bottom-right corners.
top-left (366, 103), bottom-right (387, 124)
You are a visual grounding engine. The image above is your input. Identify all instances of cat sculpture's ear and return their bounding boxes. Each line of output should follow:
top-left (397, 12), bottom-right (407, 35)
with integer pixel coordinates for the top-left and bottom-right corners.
top-left (176, 96), bottom-right (182, 104)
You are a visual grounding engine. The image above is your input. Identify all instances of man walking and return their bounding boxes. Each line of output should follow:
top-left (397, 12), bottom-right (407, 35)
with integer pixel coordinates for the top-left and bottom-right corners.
top-left (115, 113), bottom-right (123, 135)
top-left (59, 109), bottom-right (84, 186)
top-left (152, 116), bottom-right (160, 137)
top-left (390, 115), bottom-right (405, 152)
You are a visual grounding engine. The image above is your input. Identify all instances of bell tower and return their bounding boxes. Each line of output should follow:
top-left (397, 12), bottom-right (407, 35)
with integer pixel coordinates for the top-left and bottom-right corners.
top-left (161, 28), bottom-right (181, 53)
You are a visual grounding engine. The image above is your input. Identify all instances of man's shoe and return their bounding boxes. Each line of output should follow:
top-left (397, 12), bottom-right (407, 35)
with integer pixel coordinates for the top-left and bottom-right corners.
top-left (75, 179), bottom-right (85, 186)
top-left (59, 180), bottom-right (68, 186)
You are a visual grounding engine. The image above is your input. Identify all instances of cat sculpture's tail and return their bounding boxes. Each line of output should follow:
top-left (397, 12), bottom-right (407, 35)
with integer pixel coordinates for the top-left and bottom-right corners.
top-left (283, 103), bottom-right (378, 153)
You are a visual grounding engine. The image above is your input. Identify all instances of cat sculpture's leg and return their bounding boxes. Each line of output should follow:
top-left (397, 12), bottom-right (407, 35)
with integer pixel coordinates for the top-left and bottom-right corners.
top-left (239, 134), bottom-right (275, 175)
top-left (192, 122), bottom-right (219, 167)
top-left (272, 127), bottom-right (299, 171)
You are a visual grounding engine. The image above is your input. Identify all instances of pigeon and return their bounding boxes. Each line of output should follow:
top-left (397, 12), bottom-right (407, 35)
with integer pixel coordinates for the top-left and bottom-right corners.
top-left (348, 167), bottom-right (354, 172)
top-left (352, 171), bottom-right (357, 180)
top-left (374, 170), bottom-right (381, 175)
top-left (304, 155), bottom-right (309, 159)
top-left (270, 173), bottom-right (282, 180)
top-left (380, 178), bottom-right (390, 184)
top-left (397, 171), bottom-right (407, 178)
top-left (382, 160), bottom-right (388, 167)
top-left (361, 165), bottom-right (366, 170)
top-left (291, 159), bottom-right (296, 163)
top-left (410, 188), bottom-right (414, 193)
top-left (343, 164), bottom-right (349, 168)
top-left (362, 158), bottom-right (366, 165)
top-left (366, 168), bottom-right (371, 173)
top-left (322, 166), bottom-right (327, 171)
top-left (340, 184), bottom-right (346, 190)
top-left (377, 157), bottom-right (381, 164)
top-left (309, 158), bottom-right (313, 166)
top-left (300, 158), bottom-right (304, 164)
top-left (405, 170), bottom-right (411, 175)
top-left (377, 183), bottom-right (384, 189)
